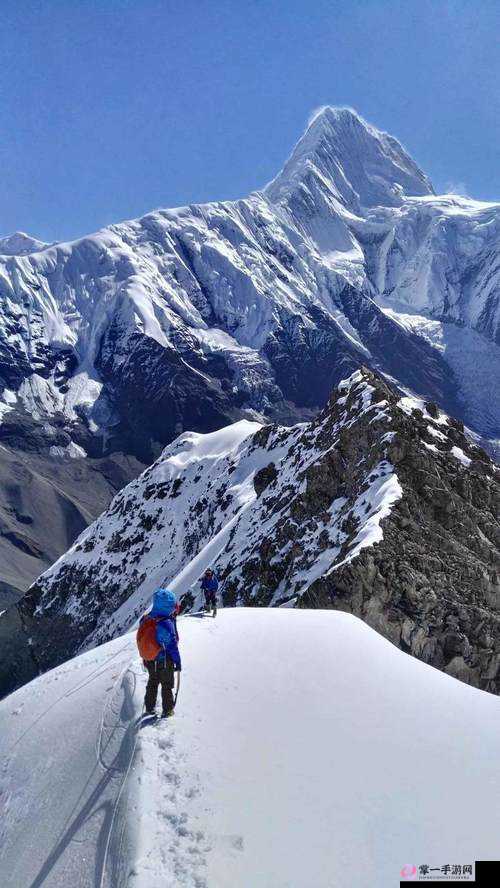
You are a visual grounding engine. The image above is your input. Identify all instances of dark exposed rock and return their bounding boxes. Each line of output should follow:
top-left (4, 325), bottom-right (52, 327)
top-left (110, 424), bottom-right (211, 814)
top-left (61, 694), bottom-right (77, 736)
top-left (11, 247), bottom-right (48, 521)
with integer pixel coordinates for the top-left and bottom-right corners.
top-left (0, 447), bottom-right (144, 697)
top-left (254, 463), bottom-right (278, 497)
top-left (425, 401), bottom-right (440, 419)
top-left (0, 607), bottom-right (39, 698)
top-left (96, 325), bottom-right (241, 464)
top-left (293, 375), bottom-right (500, 694)
top-left (171, 478), bottom-right (183, 498)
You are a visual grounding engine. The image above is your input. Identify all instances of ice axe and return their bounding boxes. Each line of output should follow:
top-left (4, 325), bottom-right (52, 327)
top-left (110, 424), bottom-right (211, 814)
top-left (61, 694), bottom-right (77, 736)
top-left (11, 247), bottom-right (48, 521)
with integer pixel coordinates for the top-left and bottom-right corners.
top-left (173, 670), bottom-right (181, 707)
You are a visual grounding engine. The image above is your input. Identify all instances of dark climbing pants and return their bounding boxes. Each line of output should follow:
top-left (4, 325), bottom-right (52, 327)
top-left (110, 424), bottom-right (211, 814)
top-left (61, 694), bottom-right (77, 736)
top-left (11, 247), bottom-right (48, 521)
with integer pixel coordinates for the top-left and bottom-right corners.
top-left (204, 592), bottom-right (217, 610)
top-left (144, 658), bottom-right (174, 712)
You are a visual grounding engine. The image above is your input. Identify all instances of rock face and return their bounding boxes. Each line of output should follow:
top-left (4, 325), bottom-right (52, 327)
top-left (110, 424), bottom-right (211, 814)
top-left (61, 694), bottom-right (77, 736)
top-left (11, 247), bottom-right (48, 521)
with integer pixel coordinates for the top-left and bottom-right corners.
top-left (0, 106), bottom-right (499, 471)
top-left (0, 446), bottom-right (143, 696)
top-left (15, 368), bottom-right (499, 699)
top-left (0, 447), bottom-right (144, 605)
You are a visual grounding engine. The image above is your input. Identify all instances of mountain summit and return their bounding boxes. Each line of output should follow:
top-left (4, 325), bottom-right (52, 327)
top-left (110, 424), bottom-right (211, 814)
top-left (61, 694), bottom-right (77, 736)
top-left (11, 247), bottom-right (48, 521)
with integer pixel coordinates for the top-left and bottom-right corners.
top-left (0, 231), bottom-right (50, 255)
top-left (265, 106), bottom-right (435, 212)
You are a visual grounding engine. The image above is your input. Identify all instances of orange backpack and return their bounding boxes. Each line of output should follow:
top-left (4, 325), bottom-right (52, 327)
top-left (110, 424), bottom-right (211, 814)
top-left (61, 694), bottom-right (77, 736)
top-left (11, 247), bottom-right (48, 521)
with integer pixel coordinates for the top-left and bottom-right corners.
top-left (136, 616), bottom-right (161, 660)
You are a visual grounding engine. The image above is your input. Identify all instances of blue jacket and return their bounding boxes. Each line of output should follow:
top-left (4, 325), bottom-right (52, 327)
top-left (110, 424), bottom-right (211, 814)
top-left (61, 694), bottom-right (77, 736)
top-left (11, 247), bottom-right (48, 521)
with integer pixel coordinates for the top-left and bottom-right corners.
top-left (201, 574), bottom-right (219, 594)
top-left (146, 599), bottom-right (181, 670)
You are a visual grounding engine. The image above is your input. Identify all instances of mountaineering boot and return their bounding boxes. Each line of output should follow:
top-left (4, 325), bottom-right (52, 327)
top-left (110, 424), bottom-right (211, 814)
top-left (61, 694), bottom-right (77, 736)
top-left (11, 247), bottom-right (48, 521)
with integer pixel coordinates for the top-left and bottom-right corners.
top-left (161, 708), bottom-right (175, 718)
top-left (145, 707), bottom-right (157, 715)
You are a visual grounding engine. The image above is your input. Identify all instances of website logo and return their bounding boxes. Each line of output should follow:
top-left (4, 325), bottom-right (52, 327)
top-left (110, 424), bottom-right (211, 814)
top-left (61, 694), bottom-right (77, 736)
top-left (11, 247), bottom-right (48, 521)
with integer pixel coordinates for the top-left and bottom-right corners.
top-left (401, 864), bottom-right (418, 880)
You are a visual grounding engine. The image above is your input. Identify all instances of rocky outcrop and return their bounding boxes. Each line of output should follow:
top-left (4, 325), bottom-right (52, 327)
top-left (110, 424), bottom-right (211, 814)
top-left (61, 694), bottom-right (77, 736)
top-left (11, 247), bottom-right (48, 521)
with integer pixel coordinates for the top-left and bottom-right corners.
top-left (299, 377), bottom-right (499, 693)
top-left (13, 368), bottom-right (499, 698)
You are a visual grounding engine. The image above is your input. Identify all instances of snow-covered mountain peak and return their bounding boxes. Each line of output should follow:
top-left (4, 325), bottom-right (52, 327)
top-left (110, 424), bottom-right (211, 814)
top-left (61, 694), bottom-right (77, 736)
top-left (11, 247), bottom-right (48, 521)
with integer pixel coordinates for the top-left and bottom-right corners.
top-left (0, 105), bottom-right (498, 569)
top-left (265, 105), bottom-right (434, 213)
top-left (0, 231), bottom-right (51, 255)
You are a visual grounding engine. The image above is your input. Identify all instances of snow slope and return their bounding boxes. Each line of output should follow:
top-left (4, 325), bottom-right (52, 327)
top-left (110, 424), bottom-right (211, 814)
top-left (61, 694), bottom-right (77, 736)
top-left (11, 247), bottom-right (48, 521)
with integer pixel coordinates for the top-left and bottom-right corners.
top-left (1, 608), bottom-right (499, 888)
top-left (0, 632), bottom-right (143, 888)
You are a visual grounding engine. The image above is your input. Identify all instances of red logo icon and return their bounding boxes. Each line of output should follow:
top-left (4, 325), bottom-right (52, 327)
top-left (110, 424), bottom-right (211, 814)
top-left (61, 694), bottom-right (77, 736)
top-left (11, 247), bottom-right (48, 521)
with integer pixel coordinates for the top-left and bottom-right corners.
top-left (400, 864), bottom-right (417, 880)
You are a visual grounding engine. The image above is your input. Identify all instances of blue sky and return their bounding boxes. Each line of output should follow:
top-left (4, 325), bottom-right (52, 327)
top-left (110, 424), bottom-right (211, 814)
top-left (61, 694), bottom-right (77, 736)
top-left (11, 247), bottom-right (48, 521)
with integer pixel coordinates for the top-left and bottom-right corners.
top-left (1, 0), bottom-right (499, 242)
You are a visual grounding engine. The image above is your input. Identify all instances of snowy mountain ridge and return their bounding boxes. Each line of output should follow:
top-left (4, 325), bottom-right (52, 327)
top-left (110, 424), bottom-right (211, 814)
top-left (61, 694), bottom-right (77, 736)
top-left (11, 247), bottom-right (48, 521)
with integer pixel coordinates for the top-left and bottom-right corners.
top-left (0, 105), bottom-right (499, 474)
top-left (2, 607), bottom-right (499, 888)
top-left (14, 367), bottom-right (499, 699)
top-left (0, 231), bottom-right (51, 256)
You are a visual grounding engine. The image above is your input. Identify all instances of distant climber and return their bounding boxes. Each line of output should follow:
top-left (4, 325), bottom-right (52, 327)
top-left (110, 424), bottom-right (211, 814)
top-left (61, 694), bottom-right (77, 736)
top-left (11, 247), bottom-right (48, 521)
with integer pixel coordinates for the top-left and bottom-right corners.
top-left (201, 568), bottom-right (219, 615)
top-left (136, 588), bottom-right (181, 717)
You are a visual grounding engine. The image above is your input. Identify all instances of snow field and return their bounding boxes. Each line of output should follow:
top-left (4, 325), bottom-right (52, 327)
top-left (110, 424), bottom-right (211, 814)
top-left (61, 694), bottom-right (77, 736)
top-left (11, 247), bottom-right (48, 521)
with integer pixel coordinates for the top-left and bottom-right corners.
top-left (128, 609), bottom-right (500, 888)
top-left (4, 608), bottom-right (496, 887)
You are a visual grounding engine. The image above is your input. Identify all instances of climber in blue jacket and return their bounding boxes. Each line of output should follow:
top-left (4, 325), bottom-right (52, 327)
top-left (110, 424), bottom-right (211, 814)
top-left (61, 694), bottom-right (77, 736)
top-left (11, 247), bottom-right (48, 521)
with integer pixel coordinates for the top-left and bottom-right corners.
top-left (200, 568), bottom-right (219, 612)
top-left (141, 588), bottom-right (181, 717)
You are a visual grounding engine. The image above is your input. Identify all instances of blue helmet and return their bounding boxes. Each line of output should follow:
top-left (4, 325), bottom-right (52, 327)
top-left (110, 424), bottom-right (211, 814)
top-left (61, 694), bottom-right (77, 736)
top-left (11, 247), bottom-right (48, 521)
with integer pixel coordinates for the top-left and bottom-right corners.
top-left (151, 587), bottom-right (177, 617)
